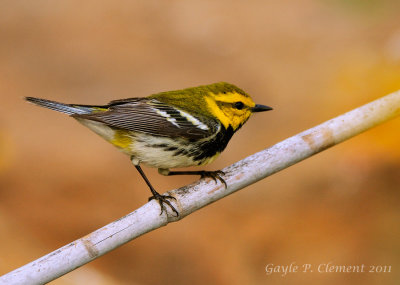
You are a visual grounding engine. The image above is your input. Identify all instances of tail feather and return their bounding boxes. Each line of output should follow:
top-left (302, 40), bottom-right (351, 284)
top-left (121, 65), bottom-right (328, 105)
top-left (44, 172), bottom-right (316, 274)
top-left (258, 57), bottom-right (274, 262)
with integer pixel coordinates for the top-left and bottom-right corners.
top-left (25, 97), bottom-right (91, 115)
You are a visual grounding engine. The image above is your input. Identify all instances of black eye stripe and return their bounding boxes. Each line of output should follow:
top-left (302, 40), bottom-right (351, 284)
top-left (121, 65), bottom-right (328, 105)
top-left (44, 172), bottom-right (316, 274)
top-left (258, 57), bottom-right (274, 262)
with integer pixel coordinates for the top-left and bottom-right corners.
top-left (234, 101), bottom-right (245, 110)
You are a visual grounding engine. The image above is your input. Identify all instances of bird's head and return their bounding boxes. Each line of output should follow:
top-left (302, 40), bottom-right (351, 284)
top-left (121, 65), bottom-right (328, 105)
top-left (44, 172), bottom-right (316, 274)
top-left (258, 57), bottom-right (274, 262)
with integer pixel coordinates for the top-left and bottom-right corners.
top-left (204, 82), bottom-right (273, 131)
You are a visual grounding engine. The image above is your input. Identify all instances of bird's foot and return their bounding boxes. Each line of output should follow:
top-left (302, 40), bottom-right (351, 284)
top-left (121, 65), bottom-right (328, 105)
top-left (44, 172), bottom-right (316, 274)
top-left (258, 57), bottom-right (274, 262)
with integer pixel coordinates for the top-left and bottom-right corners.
top-left (200, 170), bottom-right (227, 188)
top-left (148, 192), bottom-right (179, 217)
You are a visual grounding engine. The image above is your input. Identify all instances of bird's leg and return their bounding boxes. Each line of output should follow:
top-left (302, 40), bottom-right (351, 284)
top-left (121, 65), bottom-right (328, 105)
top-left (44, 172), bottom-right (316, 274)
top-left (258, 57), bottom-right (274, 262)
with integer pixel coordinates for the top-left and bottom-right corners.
top-left (134, 164), bottom-right (179, 217)
top-left (160, 169), bottom-right (227, 188)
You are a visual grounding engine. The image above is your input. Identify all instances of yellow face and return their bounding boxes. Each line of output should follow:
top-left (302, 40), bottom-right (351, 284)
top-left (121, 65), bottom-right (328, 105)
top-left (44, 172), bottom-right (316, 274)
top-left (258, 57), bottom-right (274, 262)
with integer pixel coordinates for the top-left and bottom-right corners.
top-left (205, 91), bottom-right (256, 130)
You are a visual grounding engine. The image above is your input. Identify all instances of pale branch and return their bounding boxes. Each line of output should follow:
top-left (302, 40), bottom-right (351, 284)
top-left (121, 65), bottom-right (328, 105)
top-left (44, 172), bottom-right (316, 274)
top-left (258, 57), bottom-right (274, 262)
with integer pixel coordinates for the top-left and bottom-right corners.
top-left (1, 90), bottom-right (400, 284)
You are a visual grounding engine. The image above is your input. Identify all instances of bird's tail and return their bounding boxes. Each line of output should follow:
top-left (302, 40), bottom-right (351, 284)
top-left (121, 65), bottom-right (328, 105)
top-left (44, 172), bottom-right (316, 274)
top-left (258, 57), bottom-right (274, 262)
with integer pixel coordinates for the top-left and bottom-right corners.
top-left (25, 97), bottom-right (97, 115)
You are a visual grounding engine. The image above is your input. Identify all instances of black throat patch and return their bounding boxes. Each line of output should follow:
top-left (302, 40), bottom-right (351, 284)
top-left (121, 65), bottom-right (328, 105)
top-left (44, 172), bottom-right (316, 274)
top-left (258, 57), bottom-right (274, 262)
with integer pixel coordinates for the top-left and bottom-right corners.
top-left (192, 125), bottom-right (235, 162)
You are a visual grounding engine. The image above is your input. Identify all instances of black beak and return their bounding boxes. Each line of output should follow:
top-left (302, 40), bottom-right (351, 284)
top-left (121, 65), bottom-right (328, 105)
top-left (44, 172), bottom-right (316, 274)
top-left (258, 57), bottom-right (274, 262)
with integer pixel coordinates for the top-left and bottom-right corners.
top-left (251, 104), bottom-right (273, 112)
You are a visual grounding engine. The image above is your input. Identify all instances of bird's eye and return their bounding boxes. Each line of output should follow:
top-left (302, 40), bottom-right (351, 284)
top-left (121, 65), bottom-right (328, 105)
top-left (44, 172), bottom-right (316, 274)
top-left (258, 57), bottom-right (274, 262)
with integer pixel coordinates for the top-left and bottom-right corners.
top-left (234, 101), bottom-right (245, 110)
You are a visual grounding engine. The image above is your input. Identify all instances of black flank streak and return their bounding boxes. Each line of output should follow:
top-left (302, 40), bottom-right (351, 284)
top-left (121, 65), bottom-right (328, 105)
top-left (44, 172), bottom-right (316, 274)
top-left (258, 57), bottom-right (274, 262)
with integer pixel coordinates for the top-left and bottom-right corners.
top-left (174, 149), bottom-right (190, 156)
top-left (150, 143), bottom-right (168, 148)
top-left (166, 146), bottom-right (178, 151)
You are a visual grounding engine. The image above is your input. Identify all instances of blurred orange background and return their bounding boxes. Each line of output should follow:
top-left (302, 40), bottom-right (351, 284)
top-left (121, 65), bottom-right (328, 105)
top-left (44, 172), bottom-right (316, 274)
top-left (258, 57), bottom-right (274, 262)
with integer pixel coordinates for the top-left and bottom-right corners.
top-left (1, 1), bottom-right (400, 284)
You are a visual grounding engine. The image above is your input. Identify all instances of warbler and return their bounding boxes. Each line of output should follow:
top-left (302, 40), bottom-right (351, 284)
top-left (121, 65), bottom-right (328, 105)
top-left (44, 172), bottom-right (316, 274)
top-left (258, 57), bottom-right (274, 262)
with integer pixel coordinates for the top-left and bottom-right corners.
top-left (26, 82), bottom-right (272, 216)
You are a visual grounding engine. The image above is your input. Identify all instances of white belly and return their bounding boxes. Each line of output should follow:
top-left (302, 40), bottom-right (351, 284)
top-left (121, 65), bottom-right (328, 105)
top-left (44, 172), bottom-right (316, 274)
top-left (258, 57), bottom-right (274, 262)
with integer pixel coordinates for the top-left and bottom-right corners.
top-left (130, 133), bottom-right (207, 169)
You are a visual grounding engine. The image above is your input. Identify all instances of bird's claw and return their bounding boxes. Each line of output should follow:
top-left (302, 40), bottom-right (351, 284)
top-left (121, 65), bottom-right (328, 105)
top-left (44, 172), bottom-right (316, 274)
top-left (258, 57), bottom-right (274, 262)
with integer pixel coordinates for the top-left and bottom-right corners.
top-left (200, 170), bottom-right (227, 188)
top-left (149, 192), bottom-right (179, 217)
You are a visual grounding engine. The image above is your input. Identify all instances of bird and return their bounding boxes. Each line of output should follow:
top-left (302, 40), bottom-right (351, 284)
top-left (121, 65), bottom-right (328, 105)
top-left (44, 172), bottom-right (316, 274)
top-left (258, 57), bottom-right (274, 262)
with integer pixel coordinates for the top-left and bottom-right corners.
top-left (25, 82), bottom-right (273, 216)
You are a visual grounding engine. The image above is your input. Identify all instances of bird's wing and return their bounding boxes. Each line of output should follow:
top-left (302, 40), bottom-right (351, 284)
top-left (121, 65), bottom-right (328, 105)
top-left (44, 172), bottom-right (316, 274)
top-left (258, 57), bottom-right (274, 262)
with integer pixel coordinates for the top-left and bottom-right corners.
top-left (72, 98), bottom-right (218, 139)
